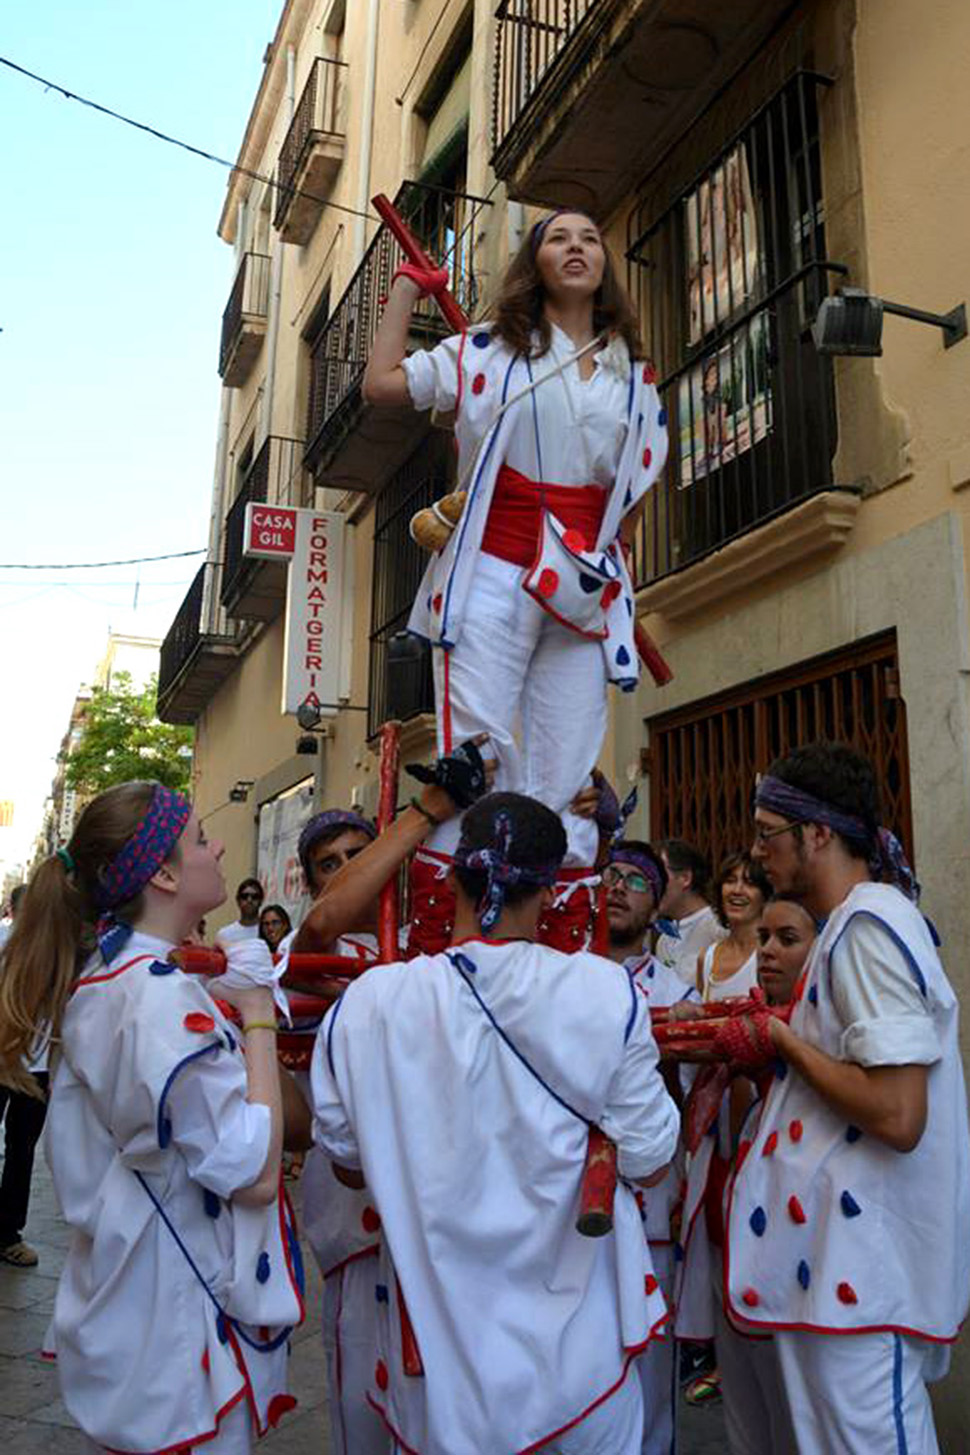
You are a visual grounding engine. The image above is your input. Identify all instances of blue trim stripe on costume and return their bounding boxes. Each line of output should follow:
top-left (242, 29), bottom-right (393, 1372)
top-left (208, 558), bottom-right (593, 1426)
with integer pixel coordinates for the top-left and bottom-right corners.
top-left (440, 352), bottom-right (518, 643)
top-left (828, 911), bottom-right (927, 999)
top-left (526, 355), bottom-right (544, 480)
top-left (623, 972), bottom-right (638, 1044)
top-left (892, 1332), bottom-right (909, 1454)
top-left (325, 995), bottom-right (345, 1080)
top-left (446, 952), bottom-right (592, 1128)
top-left (156, 1041), bottom-right (222, 1149)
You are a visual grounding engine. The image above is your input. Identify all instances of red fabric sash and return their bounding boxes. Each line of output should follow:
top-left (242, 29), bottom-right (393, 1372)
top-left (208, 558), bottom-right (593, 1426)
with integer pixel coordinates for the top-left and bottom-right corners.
top-left (480, 464), bottom-right (606, 567)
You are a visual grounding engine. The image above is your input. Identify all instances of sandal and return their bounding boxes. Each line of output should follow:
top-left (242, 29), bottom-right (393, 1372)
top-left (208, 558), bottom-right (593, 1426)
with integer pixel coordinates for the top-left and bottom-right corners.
top-left (0, 1240), bottom-right (39, 1267)
top-left (684, 1369), bottom-right (722, 1407)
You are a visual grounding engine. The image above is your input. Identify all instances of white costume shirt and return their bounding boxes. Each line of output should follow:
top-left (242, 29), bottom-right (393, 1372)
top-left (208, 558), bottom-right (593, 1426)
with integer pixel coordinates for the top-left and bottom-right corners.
top-left (402, 326), bottom-right (668, 688)
top-left (655, 905), bottom-right (725, 988)
top-left (699, 943), bottom-right (759, 1003)
top-left (46, 930), bottom-right (303, 1452)
top-left (312, 938), bottom-right (680, 1455)
top-left (216, 918), bottom-right (260, 948)
top-left (726, 883), bottom-right (970, 1340)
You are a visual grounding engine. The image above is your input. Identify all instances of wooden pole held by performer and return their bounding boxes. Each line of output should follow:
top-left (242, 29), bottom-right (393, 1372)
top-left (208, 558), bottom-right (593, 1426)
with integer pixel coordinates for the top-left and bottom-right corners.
top-left (376, 720), bottom-right (402, 963)
top-left (576, 1127), bottom-right (618, 1237)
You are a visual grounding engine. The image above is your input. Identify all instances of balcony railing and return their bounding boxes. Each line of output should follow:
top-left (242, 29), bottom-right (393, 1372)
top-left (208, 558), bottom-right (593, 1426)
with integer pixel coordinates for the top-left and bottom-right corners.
top-left (492, 0), bottom-right (599, 158)
top-left (158, 564), bottom-right (241, 725)
top-left (303, 178), bottom-right (491, 488)
top-left (275, 56), bottom-right (347, 244)
top-left (221, 436), bottom-right (306, 617)
top-left (626, 71), bottom-right (842, 588)
top-left (219, 252), bottom-right (271, 384)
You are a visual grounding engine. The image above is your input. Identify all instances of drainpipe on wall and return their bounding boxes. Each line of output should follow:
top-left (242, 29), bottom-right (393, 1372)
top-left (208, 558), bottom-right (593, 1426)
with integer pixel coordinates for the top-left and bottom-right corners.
top-left (353, 0), bottom-right (381, 265)
top-left (258, 44), bottom-right (296, 475)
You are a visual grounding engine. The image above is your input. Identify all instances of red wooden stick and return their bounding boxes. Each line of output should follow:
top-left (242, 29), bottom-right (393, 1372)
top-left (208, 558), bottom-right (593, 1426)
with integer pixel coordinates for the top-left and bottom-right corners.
top-left (576, 1127), bottom-right (618, 1236)
top-left (397, 1278), bottom-right (425, 1377)
top-left (376, 720), bottom-right (402, 964)
top-left (174, 946), bottom-right (372, 982)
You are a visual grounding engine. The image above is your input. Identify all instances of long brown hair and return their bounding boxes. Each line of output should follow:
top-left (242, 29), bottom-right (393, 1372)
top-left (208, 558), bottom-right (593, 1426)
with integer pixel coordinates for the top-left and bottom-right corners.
top-left (491, 212), bottom-right (643, 360)
top-left (0, 781), bottom-right (157, 1095)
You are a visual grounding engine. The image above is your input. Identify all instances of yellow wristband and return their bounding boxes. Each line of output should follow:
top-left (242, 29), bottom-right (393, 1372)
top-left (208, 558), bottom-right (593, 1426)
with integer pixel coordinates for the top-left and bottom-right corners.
top-left (242, 1020), bottom-right (278, 1034)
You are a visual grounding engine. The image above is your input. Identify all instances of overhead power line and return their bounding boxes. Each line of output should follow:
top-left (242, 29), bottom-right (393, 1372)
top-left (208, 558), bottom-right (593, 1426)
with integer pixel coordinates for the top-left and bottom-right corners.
top-left (0, 549), bottom-right (206, 569)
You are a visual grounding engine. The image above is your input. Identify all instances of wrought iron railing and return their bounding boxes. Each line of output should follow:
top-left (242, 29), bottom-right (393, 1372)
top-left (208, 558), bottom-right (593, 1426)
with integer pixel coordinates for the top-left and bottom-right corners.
top-left (367, 434), bottom-right (454, 738)
top-left (275, 57), bottom-right (347, 228)
top-left (159, 566), bottom-right (208, 701)
top-left (492, 0), bottom-right (601, 158)
top-left (219, 252), bottom-right (271, 377)
top-left (304, 179), bottom-right (491, 472)
top-left (221, 437), bottom-right (305, 609)
top-left (625, 72), bottom-right (842, 586)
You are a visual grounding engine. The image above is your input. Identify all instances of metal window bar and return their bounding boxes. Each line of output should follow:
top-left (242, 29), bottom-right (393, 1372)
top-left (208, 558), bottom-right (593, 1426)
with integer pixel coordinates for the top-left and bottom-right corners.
top-left (219, 252), bottom-right (271, 377)
top-left (626, 71), bottom-right (839, 588)
top-left (492, 0), bottom-right (600, 156)
top-left (221, 437), bottom-right (306, 608)
top-left (304, 178), bottom-right (491, 469)
top-left (647, 633), bottom-right (914, 874)
top-left (367, 434), bottom-right (454, 739)
top-left (275, 57), bottom-right (348, 228)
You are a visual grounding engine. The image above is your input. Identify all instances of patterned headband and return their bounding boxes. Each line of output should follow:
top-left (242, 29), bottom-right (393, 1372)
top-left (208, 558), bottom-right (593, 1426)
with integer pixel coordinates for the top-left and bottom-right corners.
top-left (607, 843), bottom-right (667, 904)
top-left (298, 809), bottom-right (376, 878)
top-left (94, 785), bottom-right (192, 911)
top-left (454, 812), bottom-right (560, 931)
top-left (755, 775), bottom-right (919, 901)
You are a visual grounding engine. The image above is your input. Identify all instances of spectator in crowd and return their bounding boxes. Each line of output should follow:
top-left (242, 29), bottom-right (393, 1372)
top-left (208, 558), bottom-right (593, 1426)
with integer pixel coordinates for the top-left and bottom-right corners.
top-left (258, 903), bottom-right (292, 955)
top-left (0, 883), bottom-right (48, 1267)
top-left (696, 852), bottom-right (772, 1001)
top-left (216, 877), bottom-right (264, 949)
top-left (654, 839), bottom-right (725, 986)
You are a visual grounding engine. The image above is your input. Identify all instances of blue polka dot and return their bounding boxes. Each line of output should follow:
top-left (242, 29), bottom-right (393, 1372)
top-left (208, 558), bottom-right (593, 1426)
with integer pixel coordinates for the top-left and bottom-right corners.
top-left (224, 1031), bottom-right (237, 1053)
top-left (217, 1314), bottom-right (229, 1344)
top-left (375, 1283), bottom-right (389, 1304)
top-left (774, 1058), bottom-right (788, 1080)
top-left (623, 486), bottom-right (633, 508)
top-left (846, 1125), bottom-right (862, 1143)
top-left (452, 951), bottom-right (477, 976)
top-left (808, 984), bottom-right (818, 1006)
top-left (472, 330), bottom-right (490, 349)
top-left (750, 1206), bottom-right (767, 1237)
top-left (203, 1188), bottom-right (221, 1219)
top-left (159, 1117), bottom-right (173, 1149)
top-left (149, 960), bottom-right (175, 975)
top-left (579, 573), bottom-right (602, 595)
top-left (797, 1260), bottom-right (811, 1289)
top-left (673, 1241), bottom-right (684, 1263)
top-left (840, 1191), bottom-right (862, 1218)
top-left (616, 645), bottom-right (631, 667)
top-left (647, 963), bottom-right (655, 978)
top-left (625, 597), bottom-right (633, 617)
top-left (256, 1252), bottom-right (271, 1284)
top-left (637, 414), bottom-right (644, 431)
top-left (657, 408), bottom-right (667, 427)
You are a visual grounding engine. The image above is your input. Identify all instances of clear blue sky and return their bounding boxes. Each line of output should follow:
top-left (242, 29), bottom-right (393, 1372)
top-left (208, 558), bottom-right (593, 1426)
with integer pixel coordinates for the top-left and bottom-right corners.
top-left (0, 0), bottom-right (283, 864)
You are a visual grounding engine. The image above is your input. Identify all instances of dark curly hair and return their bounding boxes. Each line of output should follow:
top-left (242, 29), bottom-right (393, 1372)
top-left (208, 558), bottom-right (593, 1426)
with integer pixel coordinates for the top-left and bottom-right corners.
top-left (765, 742), bottom-right (881, 862)
top-left (490, 211), bottom-right (643, 360)
top-left (454, 792), bottom-right (566, 912)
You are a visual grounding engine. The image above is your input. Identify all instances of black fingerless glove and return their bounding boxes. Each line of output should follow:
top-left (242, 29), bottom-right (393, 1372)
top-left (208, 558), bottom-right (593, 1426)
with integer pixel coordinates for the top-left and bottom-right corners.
top-left (405, 738), bottom-right (488, 810)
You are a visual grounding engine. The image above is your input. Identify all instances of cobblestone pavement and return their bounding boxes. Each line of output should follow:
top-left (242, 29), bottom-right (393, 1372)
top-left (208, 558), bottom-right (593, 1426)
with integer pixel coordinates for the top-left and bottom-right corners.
top-left (0, 1156), bottom-right (726, 1453)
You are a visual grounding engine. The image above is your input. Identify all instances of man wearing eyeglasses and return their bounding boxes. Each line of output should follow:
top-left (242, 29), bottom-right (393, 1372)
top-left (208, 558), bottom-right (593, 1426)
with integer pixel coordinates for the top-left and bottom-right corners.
top-left (725, 741), bottom-right (970, 1454)
top-left (603, 840), bottom-right (697, 1455)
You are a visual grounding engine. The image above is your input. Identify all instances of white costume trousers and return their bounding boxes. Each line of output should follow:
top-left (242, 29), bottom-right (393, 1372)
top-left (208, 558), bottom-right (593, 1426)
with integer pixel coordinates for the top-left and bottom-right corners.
top-left (713, 1268), bottom-right (796, 1455)
top-left (323, 1257), bottom-right (390, 1455)
top-left (635, 1245), bottom-right (677, 1455)
top-left (429, 553), bottom-right (605, 865)
top-left (774, 1329), bottom-right (946, 1455)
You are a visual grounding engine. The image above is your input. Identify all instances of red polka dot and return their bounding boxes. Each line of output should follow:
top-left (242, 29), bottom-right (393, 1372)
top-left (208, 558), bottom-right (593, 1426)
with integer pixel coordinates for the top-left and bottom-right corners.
top-left (762, 1131), bottom-right (779, 1157)
top-left (375, 1359), bottom-right (389, 1391)
top-left (184, 1012), bottom-right (215, 1034)
top-left (361, 1206), bottom-right (381, 1234)
top-left (472, 373), bottom-right (486, 395)
top-left (201, 1348), bottom-right (210, 1373)
top-left (837, 1282), bottom-right (858, 1305)
top-left (644, 1274), bottom-right (658, 1295)
top-left (600, 580), bottom-right (622, 608)
top-left (736, 1139), bottom-right (752, 1167)
top-left (432, 593), bottom-right (443, 614)
top-left (788, 1195), bottom-right (807, 1225)
top-left (642, 447), bottom-right (652, 469)
top-left (789, 1120), bottom-right (804, 1143)
top-left (741, 1288), bottom-right (760, 1308)
top-left (266, 1394), bottom-right (298, 1429)
top-left (537, 568), bottom-right (559, 599)
top-left (642, 363), bottom-right (657, 385)
top-left (562, 528), bottom-right (588, 554)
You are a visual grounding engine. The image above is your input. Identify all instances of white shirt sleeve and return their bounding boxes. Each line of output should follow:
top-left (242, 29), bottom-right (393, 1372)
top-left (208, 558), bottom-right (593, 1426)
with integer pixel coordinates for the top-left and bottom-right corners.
top-left (401, 334), bottom-right (463, 414)
top-left (600, 993), bottom-right (680, 1182)
top-left (165, 1053), bottom-right (271, 1199)
top-left (831, 912), bottom-right (941, 1067)
top-left (310, 1004), bottom-right (362, 1170)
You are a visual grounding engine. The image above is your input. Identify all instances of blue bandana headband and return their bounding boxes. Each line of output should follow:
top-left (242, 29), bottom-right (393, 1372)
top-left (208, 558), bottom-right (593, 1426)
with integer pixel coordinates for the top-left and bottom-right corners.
top-left (298, 809), bottom-right (376, 879)
top-left (755, 775), bottom-right (919, 902)
top-left (95, 786), bottom-right (192, 912)
top-left (454, 811), bottom-right (560, 932)
top-left (607, 843), bottom-right (666, 905)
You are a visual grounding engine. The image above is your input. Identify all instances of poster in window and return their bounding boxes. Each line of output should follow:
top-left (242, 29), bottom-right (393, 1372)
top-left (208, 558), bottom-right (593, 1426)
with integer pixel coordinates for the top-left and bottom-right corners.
top-left (677, 313), bottom-right (771, 488)
top-left (685, 146), bottom-right (761, 345)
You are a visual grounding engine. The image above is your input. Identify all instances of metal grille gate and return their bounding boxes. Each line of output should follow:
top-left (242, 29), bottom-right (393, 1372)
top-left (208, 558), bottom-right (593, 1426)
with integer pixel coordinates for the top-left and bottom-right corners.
top-left (647, 633), bottom-right (913, 873)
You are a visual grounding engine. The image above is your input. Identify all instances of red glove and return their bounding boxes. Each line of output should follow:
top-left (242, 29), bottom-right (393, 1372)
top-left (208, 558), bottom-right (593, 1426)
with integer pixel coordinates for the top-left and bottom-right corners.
top-left (393, 262), bottom-right (450, 298)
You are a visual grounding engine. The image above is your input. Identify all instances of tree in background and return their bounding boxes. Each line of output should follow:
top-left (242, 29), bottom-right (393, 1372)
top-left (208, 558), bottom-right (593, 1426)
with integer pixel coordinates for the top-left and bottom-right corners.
top-left (64, 673), bottom-right (193, 795)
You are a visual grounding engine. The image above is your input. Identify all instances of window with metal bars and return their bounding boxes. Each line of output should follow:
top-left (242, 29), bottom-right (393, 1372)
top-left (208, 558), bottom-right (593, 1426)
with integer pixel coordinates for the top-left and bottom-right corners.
top-left (367, 433), bottom-right (455, 738)
top-left (627, 70), bottom-right (846, 586)
top-left (646, 633), bottom-right (913, 875)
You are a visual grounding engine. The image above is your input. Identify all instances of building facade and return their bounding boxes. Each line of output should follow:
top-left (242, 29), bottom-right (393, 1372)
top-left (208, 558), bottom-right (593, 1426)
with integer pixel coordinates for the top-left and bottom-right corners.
top-left (158, 2), bottom-right (970, 1433)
